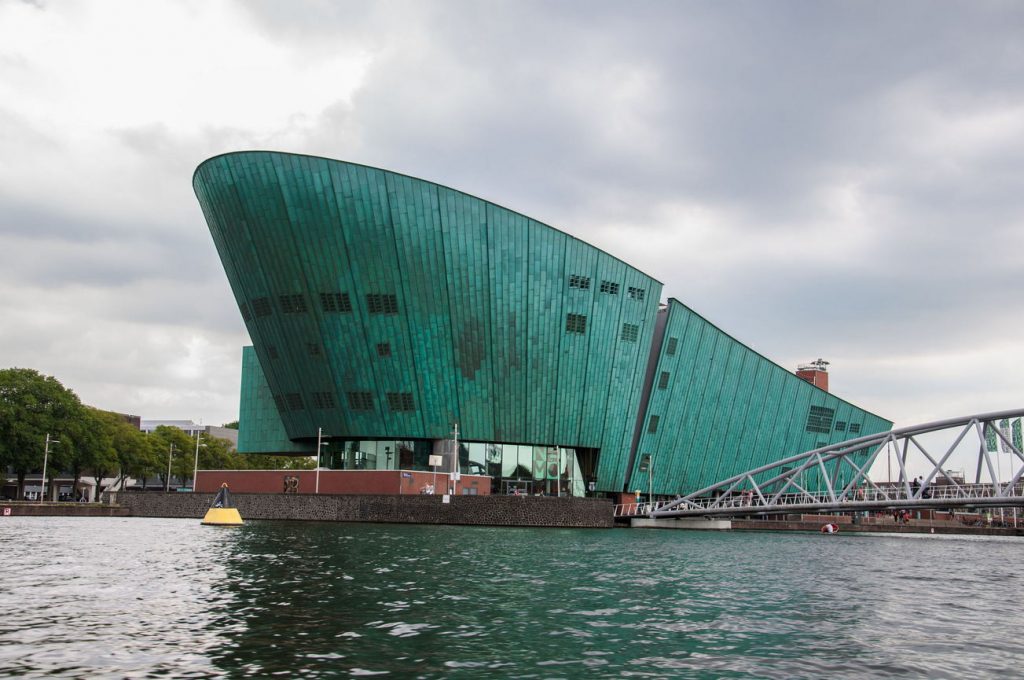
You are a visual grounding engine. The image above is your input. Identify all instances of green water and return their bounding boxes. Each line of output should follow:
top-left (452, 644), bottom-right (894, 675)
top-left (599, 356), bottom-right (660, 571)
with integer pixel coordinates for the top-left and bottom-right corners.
top-left (1, 517), bottom-right (1021, 678)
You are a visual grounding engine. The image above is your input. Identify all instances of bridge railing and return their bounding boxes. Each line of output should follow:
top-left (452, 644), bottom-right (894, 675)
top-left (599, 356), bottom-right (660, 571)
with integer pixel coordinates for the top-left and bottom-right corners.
top-left (613, 500), bottom-right (675, 517)
top-left (640, 408), bottom-right (1024, 518)
top-left (616, 482), bottom-right (1024, 517)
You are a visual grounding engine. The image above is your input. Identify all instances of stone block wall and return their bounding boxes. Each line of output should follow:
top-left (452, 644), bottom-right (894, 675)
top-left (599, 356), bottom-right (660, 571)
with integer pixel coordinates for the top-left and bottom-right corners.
top-left (115, 492), bottom-right (615, 528)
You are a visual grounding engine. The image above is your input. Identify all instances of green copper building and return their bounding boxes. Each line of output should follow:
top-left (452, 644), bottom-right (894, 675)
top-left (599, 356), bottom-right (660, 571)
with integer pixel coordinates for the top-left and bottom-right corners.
top-left (193, 151), bottom-right (890, 496)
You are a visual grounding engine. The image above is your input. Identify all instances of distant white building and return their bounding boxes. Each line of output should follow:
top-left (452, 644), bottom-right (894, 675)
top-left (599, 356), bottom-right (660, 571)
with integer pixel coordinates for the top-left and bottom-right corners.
top-left (140, 420), bottom-right (239, 449)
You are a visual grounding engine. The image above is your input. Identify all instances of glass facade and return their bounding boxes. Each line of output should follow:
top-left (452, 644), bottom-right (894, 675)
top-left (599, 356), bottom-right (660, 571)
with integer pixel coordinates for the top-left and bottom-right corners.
top-left (319, 437), bottom-right (587, 495)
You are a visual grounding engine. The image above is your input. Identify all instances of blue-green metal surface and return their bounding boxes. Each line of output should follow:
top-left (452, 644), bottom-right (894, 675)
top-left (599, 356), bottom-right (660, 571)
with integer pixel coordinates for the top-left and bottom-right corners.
top-left (197, 152), bottom-right (891, 495)
top-left (195, 151), bottom-right (662, 490)
top-left (629, 299), bottom-right (892, 495)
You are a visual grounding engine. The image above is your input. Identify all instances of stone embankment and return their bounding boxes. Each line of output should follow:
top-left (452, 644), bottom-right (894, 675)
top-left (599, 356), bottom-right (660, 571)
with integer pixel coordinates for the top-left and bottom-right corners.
top-left (114, 491), bottom-right (615, 528)
top-left (1, 501), bottom-right (129, 517)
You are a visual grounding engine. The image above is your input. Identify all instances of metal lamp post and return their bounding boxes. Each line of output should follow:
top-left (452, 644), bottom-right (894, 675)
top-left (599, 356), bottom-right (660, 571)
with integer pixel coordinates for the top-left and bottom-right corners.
top-left (40, 433), bottom-right (59, 503)
top-left (315, 427), bottom-right (329, 494)
top-left (165, 442), bottom-right (176, 492)
top-left (192, 432), bottom-right (206, 492)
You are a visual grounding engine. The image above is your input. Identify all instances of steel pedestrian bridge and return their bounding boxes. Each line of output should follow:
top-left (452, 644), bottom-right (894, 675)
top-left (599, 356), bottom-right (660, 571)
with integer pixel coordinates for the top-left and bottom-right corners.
top-left (615, 408), bottom-right (1024, 519)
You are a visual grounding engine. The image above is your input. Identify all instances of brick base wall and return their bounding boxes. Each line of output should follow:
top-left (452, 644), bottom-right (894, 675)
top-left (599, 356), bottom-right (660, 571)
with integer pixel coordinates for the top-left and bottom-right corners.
top-left (115, 492), bottom-right (614, 528)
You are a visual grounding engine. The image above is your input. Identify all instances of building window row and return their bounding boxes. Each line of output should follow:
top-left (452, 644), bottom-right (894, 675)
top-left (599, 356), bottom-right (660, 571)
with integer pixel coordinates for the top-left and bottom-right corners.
top-left (280, 294), bottom-right (307, 314)
top-left (321, 292), bottom-right (352, 313)
top-left (367, 293), bottom-right (399, 315)
top-left (621, 323), bottom-right (639, 342)
top-left (386, 392), bottom-right (415, 412)
top-left (274, 393), bottom-right (305, 412)
top-left (805, 405), bottom-right (836, 434)
top-left (347, 391), bottom-right (374, 411)
top-left (566, 313), bottom-right (587, 334)
top-left (312, 392), bottom-right (335, 409)
top-left (252, 297), bottom-right (272, 317)
top-left (568, 274), bottom-right (591, 290)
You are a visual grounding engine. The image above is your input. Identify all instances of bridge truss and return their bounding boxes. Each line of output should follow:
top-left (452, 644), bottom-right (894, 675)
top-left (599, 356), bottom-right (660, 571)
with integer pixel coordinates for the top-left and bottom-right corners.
top-left (623, 408), bottom-right (1024, 519)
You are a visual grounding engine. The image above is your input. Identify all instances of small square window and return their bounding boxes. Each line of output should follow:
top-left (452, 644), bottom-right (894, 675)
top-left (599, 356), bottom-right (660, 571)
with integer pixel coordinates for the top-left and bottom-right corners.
top-left (279, 294), bottom-right (307, 314)
top-left (312, 392), bottom-right (335, 409)
top-left (666, 337), bottom-right (678, 355)
top-left (239, 302), bottom-right (252, 322)
top-left (320, 292), bottom-right (352, 313)
top-left (621, 323), bottom-right (639, 342)
top-left (252, 297), bottom-right (272, 317)
top-left (627, 286), bottom-right (645, 301)
top-left (267, 346), bottom-right (279, 360)
top-left (286, 393), bottom-right (304, 410)
top-left (346, 391), bottom-right (374, 411)
top-left (658, 372), bottom-right (670, 389)
top-left (307, 343), bottom-right (321, 357)
top-left (367, 293), bottom-right (398, 315)
top-left (569, 274), bottom-right (591, 290)
top-left (376, 343), bottom-right (391, 357)
top-left (599, 280), bottom-right (620, 295)
top-left (648, 415), bottom-right (660, 434)
top-left (386, 392), bottom-right (415, 412)
top-left (566, 313), bottom-right (587, 334)
top-left (849, 423), bottom-right (861, 434)
top-left (835, 421), bottom-right (846, 432)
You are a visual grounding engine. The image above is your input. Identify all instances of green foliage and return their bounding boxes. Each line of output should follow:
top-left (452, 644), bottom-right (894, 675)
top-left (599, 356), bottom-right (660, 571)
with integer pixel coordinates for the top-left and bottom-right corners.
top-left (93, 409), bottom-right (159, 487)
top-left (241, 454), bottom-right (316, 470)
top-left (0, 368), bottom-right (83, 495)
top-left (222, 420), bottom-right (239, 430)
top-left (63, 407), bottom-right (116, 491)
top-left (146, 425), bottom-right (196, 487)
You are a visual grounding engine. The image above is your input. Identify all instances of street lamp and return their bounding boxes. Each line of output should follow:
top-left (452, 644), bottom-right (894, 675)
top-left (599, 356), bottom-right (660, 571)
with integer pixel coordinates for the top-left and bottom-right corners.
top-left (165, 442), bottom-right (176, 492)
top-left (39, 433), bottom-right (59, 503)
top-left (192, 432), bottom-right (206, 492)
top-left (315, 427), bottom-right (329, 494)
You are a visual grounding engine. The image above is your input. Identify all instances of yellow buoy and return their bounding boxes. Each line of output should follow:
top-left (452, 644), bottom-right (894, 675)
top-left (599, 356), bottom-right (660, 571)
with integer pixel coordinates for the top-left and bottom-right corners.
top-left (201, 506), bottom-right (244, 526)
top-left (201, 483), bottom-right (244, 526)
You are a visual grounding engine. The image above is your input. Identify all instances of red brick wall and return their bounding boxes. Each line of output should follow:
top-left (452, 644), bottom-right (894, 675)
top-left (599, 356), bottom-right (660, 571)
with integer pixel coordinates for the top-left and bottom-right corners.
top-left (796, 369), bottom-right (829, 392)
top-left (195, 469), bottom-right (491, 496)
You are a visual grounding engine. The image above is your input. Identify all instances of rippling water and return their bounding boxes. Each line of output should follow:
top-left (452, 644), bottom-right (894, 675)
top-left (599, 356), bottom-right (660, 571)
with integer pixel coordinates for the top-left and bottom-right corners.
top-left (1, 517), bottom-right (1021, 678)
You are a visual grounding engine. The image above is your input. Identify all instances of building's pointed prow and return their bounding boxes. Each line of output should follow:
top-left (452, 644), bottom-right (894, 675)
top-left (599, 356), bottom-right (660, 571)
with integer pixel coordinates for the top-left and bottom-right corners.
top-left (201, 483), bottom-right (244, 526)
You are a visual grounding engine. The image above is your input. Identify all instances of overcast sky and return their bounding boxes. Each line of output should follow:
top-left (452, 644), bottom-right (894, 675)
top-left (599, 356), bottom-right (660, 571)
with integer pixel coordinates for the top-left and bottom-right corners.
top-left (2, 0), bottom-right (1022, 443)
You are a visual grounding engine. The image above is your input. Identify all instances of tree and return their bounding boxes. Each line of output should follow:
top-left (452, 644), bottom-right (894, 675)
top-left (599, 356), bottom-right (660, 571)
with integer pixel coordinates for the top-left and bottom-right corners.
top-left (146, 425), bottom-right (195, 490)
top-left (0, 368), bottom-right (83, 499)
top-left (221, 420), bottom-right (239, 430)
top-left (65, 407), bottom-right (119, 501)
top-left (62, 406), bottom-right (114, 500)
top-left (243, 454), bottom-right (316, 470)
top-left (108, 415), bottom-right (159, 490)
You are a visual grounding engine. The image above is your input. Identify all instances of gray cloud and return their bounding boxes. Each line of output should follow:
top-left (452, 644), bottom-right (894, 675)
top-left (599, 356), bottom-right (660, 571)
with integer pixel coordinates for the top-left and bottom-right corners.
top-left (2, 0), bottom-right (1023, 428)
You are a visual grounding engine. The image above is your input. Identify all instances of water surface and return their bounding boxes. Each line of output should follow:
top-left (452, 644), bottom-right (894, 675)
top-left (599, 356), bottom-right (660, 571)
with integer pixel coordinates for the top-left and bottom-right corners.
top-left (1, 517), bottom-right (1020, 678)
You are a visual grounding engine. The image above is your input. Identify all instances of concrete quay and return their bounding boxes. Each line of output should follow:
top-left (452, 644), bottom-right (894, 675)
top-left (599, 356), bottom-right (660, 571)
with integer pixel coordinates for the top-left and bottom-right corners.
top-left (1, 501), bottom-right (129, 517)
top-left (114, 491), bottom-right (615, 528)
